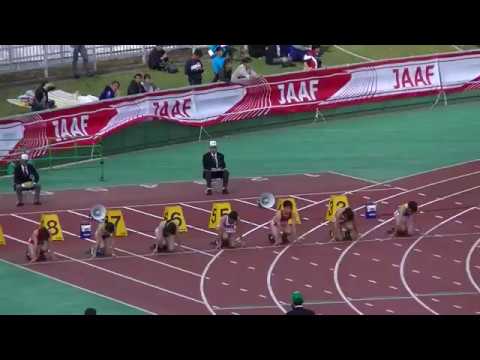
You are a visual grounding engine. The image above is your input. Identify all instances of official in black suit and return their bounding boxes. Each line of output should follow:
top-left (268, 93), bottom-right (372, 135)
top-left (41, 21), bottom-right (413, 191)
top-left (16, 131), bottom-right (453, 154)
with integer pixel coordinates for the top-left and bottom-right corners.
top-left (202, 141), bottom-right (229, 195)
top-left (286, 291), bottom-right (315, 315)
top-left (13, 154), bottom-right (41, 206)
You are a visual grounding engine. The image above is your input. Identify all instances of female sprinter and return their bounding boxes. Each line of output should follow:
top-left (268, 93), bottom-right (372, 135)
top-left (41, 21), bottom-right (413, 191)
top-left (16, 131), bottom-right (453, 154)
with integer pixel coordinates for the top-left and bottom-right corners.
top-left (217, 211), bottom-right (243, 249)
top-left (268, 200), bottom-right (297, 245)
top-left (152, 220), bottom-right (178, 253)
top-left (330, 207), bottom-right (359, 241)
top-left (90, 221), bottom-right (115, 257)
top-left (26, 227), bottom-right (54, 263)
top-left (389, 201), bottom-right (418, 237)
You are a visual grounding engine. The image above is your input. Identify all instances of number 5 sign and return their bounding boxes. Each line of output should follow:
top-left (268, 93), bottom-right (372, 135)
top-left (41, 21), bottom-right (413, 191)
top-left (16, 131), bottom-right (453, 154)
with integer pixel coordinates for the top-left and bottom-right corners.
top-left (208, 202), bottom-right (232, 229)
top-left (325, 195), bottom-right (350, 222)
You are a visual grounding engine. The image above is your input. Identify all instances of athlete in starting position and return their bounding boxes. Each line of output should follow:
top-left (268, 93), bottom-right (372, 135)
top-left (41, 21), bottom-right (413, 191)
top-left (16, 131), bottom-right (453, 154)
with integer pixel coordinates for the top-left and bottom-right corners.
top-left (269, 200), bottom-right (297, 245)
top-left (26, 226), bottom-right (54, 263)
top-left (389, 201), bottom-right (418, 237)
top-left (330, 206), bottom-right (359, 241)
top-left (216, 211), bottom-right (242, 249)
top-left (90, 221), bottom-right (115, 257)
top-left (153, 220), bottom-right (179, 253)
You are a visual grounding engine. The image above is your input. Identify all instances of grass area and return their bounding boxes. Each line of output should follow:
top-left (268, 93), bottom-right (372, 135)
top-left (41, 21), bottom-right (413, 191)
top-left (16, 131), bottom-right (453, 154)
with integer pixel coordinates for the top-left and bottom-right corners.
top-left (0, 45), bottom-right (473, 120)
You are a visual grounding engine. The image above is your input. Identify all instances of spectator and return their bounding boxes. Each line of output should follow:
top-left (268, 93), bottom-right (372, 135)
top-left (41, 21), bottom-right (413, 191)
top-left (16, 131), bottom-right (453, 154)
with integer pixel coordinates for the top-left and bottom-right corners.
top-left (148, 46), bottom-right (169, 71)
top-left (211, 47), bottom-right (225, 82)
top-left (13, 153), bottom-right (41, 206)
top-left (208, 45), bottom-right (231, 59)
top-left (304, 45), bottom-right (322, 71)
top-left (84, 308), bottom-right (97, 315)
top-left (127, 73), bottom-right (146, 95)
top-left (31, 82), bottom-right (55, 112)
top-left (142, 74), bottom-right (158, 92)
top-left (99, 81), bottom-right (120, 100)
top-left (231, 57), bottom-right (259, 83)
top-left (218, 57), bottom-right (233, 83)
top-left (286, 291), bottom-right (315, 315)
top-left (71, 45), bottom-right (93, 79)
top-left (185, 48), bottom-right (204, 86)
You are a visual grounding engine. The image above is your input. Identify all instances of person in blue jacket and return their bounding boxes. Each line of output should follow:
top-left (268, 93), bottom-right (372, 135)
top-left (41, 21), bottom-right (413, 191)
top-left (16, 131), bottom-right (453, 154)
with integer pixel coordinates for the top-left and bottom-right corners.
top-left (99, 81), bottom-right (120, 100)
top-left (211, 47), bottom-right (225, 82)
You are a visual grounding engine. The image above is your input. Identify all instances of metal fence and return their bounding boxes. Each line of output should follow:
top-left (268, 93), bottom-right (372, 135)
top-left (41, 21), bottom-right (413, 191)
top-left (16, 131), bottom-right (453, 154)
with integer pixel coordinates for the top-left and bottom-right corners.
top-left (0, 45), bottom-right (205, 77)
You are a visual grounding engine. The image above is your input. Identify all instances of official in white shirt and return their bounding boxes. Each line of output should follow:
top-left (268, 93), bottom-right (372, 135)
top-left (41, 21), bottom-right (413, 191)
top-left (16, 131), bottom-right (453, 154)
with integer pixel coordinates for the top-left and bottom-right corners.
top-left (13, 154), bottom-right (42, 206)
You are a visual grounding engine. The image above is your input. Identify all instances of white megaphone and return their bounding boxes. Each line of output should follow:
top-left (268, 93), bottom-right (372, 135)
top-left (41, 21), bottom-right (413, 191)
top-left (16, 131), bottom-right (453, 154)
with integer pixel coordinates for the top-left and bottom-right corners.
top-left (90, 204), bottom-right (107, 222)
top-left (257, 193), bottom-right (276, 209)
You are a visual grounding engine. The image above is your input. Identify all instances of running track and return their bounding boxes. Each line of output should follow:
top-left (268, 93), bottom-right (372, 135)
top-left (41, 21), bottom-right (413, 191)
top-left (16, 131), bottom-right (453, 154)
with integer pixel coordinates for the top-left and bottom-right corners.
top-left (1, 160), bottom-right (480, 314)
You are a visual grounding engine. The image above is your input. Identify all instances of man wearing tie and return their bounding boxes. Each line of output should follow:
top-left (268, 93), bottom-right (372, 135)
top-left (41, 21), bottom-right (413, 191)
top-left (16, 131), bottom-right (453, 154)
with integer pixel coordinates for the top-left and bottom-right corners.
top-left (202, 141), bottom-right (229, 195)
top-left (13, 154), bottom-right (41, 206)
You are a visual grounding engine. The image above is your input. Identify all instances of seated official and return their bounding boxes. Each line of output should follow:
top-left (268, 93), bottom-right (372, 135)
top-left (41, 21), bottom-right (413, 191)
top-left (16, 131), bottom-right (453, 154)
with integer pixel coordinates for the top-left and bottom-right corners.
top-left (13, 154), bottom-right (41, 206)
top-left (202, 140), bottom-right (229, 195)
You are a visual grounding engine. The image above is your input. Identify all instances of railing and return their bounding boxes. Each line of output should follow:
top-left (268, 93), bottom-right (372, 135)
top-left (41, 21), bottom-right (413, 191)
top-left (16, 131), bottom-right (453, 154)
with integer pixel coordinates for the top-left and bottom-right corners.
top-left (0, 45), bottom-right (206, 77)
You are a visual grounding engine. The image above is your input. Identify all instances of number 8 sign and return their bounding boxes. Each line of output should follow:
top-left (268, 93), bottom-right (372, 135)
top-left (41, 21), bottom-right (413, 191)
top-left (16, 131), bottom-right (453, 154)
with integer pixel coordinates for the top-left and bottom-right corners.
top-left (325, 195), bottom-right (350, 222)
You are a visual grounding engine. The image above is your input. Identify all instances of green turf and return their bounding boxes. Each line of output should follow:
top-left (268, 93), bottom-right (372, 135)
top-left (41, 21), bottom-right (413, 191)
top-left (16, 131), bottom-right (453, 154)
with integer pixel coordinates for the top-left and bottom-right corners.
top-left (0, 259), bottom-right (147, 315)
top-left (337, 45), bottom-right (459, 60)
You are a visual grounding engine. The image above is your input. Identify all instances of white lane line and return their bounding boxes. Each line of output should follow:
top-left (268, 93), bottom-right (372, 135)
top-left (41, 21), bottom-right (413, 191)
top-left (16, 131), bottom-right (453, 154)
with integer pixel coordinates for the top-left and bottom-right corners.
top-left (412, 269), bottom-right (421, 274)
top-left (392, 264), bottom-right (400, 268)
top-left (200, 249), bottom-right (224, 315)
top-left (435, 215), bottom-right (444, 219)
top-left (432, 275), bottom-right (442, 280)
top-left (349, 273), bottom-right (358, 278)
top-left (231, 312), bottom-right (240, 315)
top-left (381, 201), bottom-right (389, 205)
top-left (453, 281), bottom-right (462, 286)
top-left (122, 206), bottom-right (215, 256)
top-left (285, 278), bottom-right (293, 282)
top-left (431, 298), bottom-right (440, 303)
top-left (413, 248), bottom-right (423, 253)
top-left (15, 212), bottom-right (205, 279)
top-left (454, 259), bottom-right (462, 264)
top-left (372, 258), bottom-right (380, 262)
top-left (455, 239), bottom-right (464, 243)
top-left (290, 195), bottom-right (317, 204)
top-left (353, 252), bottom-right (361, 256)
top-left (0, 256), bottom-right (156, 315)
top-left (3, 232), bottom-right (204, 305)
top-left (333, 45), bottom-right (373, 61)
top-left (234, 198), bottom-right (276, 213)
top-left (324, 290), bottom-right (333, 295)
top-left (362, 196), bottom-right (371, 200)
top-left (291, 256), bottom-right (300, 261)
top-left (305, 284), bottom-right (313, 288)
top-left (394, 243), bottom-right (403, 247)
top-left (258, 294), bottom-right (267, 299)
top-left (386, 309), bottom-right (395, 314)
top-left (433, 254), bottom-right (442, 258)
top-left (474, 225), bottom-right (480, 230)
top-left (248, 266), bottom-right (256, 270)
top-left (229, 260), bottom-right (238, 265)
top-left (368, 279), bottom-right (377, 284)
top-left (466, 237), bottom-right (480, 295)
top-left (221, 282), bottom-right (230, 286)
top-left (455, 220), bottom-right (463, 224)
top-left (364, 303), bottom-right (374, 307)
top-left (389, 285), bottom-right (399, 290)
top-left (455, 202), bottom-right (463, 206)
top-left (334, 247), bottom-right (342, 251)
top-left (451, 45), bottom-right (463, 51)
top-left (418, 193), bottom-right (427, 197)
top-left (453, 305), bottom-right (463, 310)
top-left (310, 262), bottom-right (318, 266)
top-left (240, 288), bottom-right (248, 293)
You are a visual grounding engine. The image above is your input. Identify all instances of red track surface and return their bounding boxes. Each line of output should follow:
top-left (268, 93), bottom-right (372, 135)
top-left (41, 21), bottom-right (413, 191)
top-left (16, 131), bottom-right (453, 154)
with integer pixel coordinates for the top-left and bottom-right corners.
top-left (1, 161), bottom-right (480, 315)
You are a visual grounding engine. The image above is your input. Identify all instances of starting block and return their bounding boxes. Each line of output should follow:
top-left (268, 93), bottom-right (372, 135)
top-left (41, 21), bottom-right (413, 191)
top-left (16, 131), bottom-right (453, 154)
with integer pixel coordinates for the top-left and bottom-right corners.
top-left (0, 225), bottom-right (5, 245)
top-left (106, 209), bottom-right (128, 237)
top-left (163, 206), bottom-right (188, 232)
top-left (276, 198), bottom-right (301, 224)
top-left (325, 195), bottom-right (350, 222)
top-left (208, 202), bottom-right (232, 229)
top-left (40, 214), bottom-right (64, 241)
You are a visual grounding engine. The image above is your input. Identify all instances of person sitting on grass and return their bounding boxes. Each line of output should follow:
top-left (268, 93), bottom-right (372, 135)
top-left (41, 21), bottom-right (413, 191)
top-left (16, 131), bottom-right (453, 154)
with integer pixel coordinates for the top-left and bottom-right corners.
top-left (388, 201), bottom-right (418, 237)
top-left (152, 220), bottom-right (179, 253)
top-left (26, 226), bottom-right (55, 263)
top-left (330, 207), bottom-right (359, 241)
top-left (127, 73), bottom-right (146, 95)
top-left (99, 81), bottom-right (120, 100)
top-left (268, 200), bottom-right (297, 246)
top-left (215, 211), bottom-right (243, 249)
top-left (142, 74), bottom-right (158, 92)
top-left (90, 221), bottom-right (115, 258)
